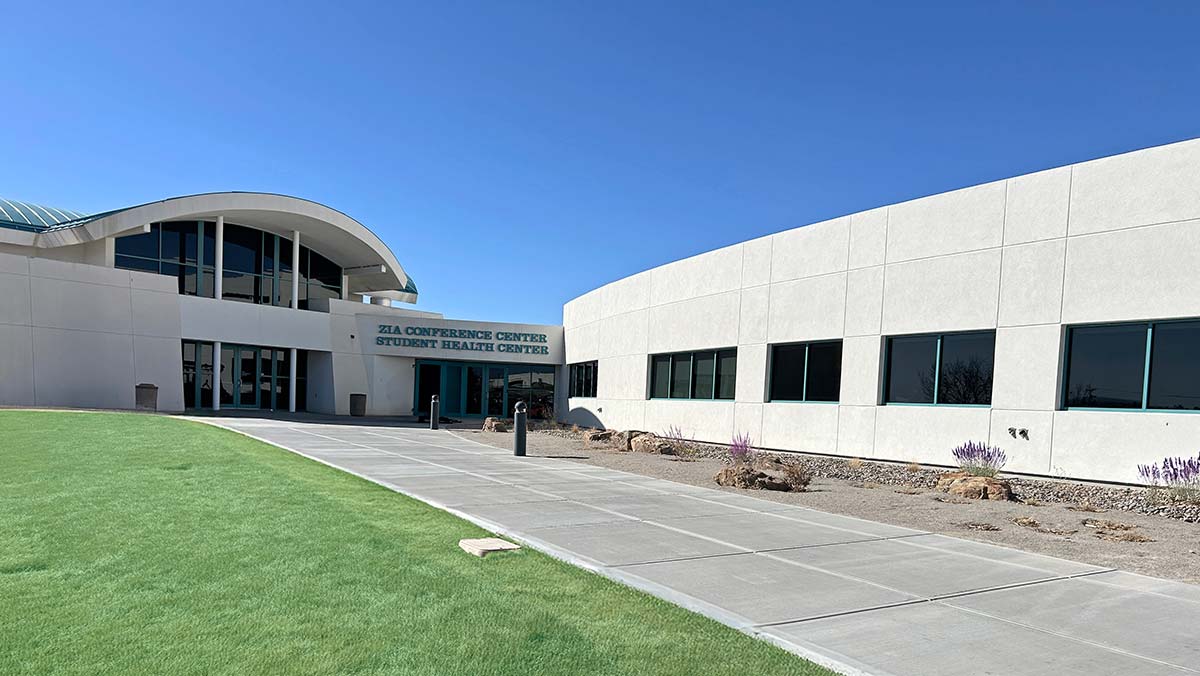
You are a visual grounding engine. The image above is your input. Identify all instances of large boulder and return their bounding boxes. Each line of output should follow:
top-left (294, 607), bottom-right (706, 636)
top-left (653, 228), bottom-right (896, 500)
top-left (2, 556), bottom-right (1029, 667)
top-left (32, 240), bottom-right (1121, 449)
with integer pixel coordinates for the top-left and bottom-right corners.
top-left (631, 434), bottom-right (675, 455)
top-left (936, 471), bottom-right (1013, 501)
top-left (482, 417), bottom-right (509, 433)
top-left (610, 430), bottom-right (648, 451)
top-left (714, 466), bottom-right (792, 491)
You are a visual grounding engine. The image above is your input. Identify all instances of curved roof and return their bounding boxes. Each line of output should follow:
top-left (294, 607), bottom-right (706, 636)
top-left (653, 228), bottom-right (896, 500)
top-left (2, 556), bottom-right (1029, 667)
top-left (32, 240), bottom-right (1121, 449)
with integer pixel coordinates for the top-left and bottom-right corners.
top-left (1, 192), bottom-right (416, 303)
top-left (0, 198), bottom-right (89, 231)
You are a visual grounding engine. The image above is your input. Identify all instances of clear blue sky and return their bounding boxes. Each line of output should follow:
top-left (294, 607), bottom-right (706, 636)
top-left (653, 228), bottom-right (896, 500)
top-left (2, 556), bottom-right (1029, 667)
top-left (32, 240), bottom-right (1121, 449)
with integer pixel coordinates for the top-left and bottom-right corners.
top-left (3, 2), bottom-right (1198, 325)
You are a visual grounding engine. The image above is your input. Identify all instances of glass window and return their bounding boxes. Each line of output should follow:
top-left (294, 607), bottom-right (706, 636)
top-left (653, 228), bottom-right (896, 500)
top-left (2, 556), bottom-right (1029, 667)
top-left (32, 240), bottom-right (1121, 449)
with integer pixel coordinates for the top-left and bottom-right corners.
top-left (115, 224), bottom-right (160, 259)
top-left (160, 221), bottom-right (198, 263)
top-left (650, 355), bottom-right (671, 398)
top-left (937, 332), bottom-right (994, 405)
top-left (531, 367), bottom-right (555, 420)
top-left (507, 370), bottom-right (531, 416)
top-left (202, 221), bottom-right (216, 266)
top-left (886, 332), bottom-right (994, 406)
top-left (115, 255), bottom-right (159, 273)
top-left (221, 271), bottom-right (259, 303)
top-left (769, 343), bottom-right (807, 401)
top-left (569, 361), bottom-right (598, 398)
top-left (182, 342), bottom-right (197, 409)
top-left (716, 349), bottom-right (737, 400)
top-left (1148, 321), bottom-right (1200, 410)
top-left (648, 349), bottom-right (736, 400)
top-left (670, 353), bottom-right (691, 398)
top-left (222, 224), bottom-right (263, 274)
top-left (885, 335), bottom-right (939, 404)
top-left (805, 341), bottom-right (841, 402)
top-left (1065, 324), bottom-right (1146, 409)
top-left (487, 367), bottom-right (505, 416)
top-left (691, 352), bottom-right (715, 399)
top-left (308, 250), bottom-right (342, 288)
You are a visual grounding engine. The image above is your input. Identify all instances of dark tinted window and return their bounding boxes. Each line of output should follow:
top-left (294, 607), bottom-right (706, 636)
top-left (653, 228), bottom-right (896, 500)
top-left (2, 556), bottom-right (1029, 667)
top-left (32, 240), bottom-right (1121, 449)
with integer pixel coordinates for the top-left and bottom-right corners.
top-left (115, 255), bottom-right (159, 273)
top-left (937, 332), bottom-right (994, 405)
top-left (1148, 321), bottom-right (1200, 410)
top-left (716, 349), bottom-right (737, 400)
top-left (805, 341), bottom-right (842, 402)
top-left (691, 352), bottom-right (715, 399)
top-left (886, 335), bottom-right (938, 404)
top-left (115, 224), bottom-right (160, 259)
top-left (650, 355), bottom-right (670, 398)
top-left (569, 361), bottom-right (598, 398)
top-left (670, 353), bottom-right (691, 398)
top-left (1065, 324), bottom-right (1146, 409)
top-left (308, 250), bottom-right (342, 288)
top-left (160, 221), bottom-right (198, 263)
top-left (222, 224), bottom-right (262, 274)
top-left (770, 343), bottom-right (807, 401)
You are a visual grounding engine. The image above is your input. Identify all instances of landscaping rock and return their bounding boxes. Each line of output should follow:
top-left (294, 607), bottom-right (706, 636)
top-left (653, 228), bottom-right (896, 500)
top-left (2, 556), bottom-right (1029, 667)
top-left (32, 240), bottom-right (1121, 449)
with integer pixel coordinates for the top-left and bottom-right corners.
top-left (482, 417), bottom-right (509, 433)
top-left (583, 429), bottom-right (615, 444)
top-left (610, 430), bottom-right (647, 451)
top-left (631, 434), bottom-right (675, 455)
top-left (714, 466), bottom-right (792, 491)
top-left (936, 471), bottom-right (1014, 501)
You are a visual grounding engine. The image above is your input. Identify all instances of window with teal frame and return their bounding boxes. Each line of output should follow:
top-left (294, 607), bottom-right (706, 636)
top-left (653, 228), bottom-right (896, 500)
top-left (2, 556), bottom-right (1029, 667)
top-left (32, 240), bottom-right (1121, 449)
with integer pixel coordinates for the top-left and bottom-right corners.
top-left (884, 331), bottom-right (994, 406)
top-left (1063, 319), bottom-right (1200, 411)
top-left (769, 340), bottom-right (842, 402)
top-left (648, 348), bottom-right (736, 400)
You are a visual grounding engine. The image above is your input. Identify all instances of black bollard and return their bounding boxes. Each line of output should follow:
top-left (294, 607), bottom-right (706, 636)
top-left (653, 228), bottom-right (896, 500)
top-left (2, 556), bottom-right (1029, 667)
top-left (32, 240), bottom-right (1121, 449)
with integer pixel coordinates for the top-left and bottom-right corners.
top-left (513, 400), bottom-right (527, 456)
top-left (430, 395), bottom-right (440, 430)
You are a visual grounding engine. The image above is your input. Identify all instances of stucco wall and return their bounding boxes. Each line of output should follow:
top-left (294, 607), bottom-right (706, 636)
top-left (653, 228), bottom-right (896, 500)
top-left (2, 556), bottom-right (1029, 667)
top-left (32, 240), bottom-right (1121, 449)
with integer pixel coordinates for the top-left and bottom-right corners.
top-left (0, 251), bottom-right (185, 412)
top-left (562, 138), bottom-right (1200, 484)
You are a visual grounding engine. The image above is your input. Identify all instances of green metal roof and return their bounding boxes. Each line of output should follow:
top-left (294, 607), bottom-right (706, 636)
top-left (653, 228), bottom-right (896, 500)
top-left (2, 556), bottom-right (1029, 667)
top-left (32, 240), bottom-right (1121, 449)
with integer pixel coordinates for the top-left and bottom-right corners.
top-left (0, 198), bottom-right (91, 232)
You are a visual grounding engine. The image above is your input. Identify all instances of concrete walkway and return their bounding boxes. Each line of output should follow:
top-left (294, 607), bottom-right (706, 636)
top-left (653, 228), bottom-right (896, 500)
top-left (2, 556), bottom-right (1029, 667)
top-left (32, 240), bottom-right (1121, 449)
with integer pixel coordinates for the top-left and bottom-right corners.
top-left (200, 417), bottom-right (1200, 676)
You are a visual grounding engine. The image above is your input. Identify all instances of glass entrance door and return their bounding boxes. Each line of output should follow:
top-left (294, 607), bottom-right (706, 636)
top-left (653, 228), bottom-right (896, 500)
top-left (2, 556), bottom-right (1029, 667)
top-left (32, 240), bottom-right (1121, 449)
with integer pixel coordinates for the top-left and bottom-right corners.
top-left (219, 344), bottom-right (262, 409)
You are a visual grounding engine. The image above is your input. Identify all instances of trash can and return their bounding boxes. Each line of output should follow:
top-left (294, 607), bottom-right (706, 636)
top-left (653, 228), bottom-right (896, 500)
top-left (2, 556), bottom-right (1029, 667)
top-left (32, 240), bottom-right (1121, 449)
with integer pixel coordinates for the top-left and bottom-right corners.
top-left (349, 393), bottom-right (367, 417)
top-left (135, 383), bottom-right (158, 412)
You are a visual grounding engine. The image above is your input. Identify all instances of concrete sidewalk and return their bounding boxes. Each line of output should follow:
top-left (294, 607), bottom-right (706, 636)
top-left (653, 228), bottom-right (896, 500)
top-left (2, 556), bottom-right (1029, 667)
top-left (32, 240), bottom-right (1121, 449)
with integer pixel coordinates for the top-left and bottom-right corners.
top-left (199, 417), bottom-right (1200, 676)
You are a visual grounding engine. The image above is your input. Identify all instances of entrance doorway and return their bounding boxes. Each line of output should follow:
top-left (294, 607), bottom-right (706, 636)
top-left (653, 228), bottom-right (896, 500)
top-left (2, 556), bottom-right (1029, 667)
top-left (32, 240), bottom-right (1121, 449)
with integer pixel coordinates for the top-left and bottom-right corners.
top-left (416, 363), bottom-right (441, 415)
top-left (414, 359), bottom-right (556, 419)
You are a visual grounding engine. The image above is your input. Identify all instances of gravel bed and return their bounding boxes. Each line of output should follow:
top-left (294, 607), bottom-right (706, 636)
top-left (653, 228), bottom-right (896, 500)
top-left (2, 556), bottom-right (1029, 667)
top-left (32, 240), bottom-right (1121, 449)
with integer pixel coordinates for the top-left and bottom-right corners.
top-left (454, 428), bottom-right (1200, 584)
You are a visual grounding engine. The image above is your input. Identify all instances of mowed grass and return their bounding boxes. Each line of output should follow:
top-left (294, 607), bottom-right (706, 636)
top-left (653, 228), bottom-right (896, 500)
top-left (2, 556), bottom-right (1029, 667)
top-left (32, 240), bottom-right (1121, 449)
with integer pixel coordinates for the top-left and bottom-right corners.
top-left (0, 411), bottom-right (831, 676)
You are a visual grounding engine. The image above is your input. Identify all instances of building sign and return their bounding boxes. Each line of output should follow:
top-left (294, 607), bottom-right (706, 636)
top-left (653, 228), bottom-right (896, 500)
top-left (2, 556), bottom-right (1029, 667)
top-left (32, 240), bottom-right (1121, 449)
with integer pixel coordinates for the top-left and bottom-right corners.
top-left (375, 324), bottom-right (551, 355)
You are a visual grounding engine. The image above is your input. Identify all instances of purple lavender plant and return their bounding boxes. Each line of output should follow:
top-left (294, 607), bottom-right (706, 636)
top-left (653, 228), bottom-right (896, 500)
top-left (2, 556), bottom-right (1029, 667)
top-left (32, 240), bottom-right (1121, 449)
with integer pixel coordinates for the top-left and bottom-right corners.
top-left (729, 432), bottom-right (755, 465)
top-left (951, 441), bottom-right (1007, 477)
top-left (1138, 454), bottom-right (1200, 503)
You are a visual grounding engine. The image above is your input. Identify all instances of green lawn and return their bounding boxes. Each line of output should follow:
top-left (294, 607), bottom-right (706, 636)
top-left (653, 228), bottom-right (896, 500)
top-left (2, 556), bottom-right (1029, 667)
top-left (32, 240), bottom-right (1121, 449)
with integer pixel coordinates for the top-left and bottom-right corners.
top-left (0, 411), bottom-right (830, 676)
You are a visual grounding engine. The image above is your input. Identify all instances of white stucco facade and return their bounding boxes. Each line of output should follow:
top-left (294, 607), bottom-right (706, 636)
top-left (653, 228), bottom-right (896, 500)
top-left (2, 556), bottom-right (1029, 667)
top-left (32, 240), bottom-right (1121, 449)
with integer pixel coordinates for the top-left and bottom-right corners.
top-left (562, 139), bottom-right (1200, 485)
top-left (0, 192), bottom-right (562, 420)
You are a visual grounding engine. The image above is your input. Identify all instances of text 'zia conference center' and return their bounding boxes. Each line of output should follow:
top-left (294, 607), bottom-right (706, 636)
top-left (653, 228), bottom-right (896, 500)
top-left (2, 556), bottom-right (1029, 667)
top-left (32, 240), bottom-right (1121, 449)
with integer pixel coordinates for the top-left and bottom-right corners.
top-left (3, 139), bottom-right (1200, 485)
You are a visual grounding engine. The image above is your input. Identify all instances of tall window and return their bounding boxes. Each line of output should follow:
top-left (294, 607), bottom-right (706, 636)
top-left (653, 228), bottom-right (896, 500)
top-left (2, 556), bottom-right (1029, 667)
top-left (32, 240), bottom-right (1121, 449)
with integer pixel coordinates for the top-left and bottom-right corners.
top-left (769, 340), bottom-right (842, 402)
top-left (1064, 320), bottom-right (1200, 410)
top-left (649, 348), bottom-right (736, 400)
top-left (569, 361), bottom-right (598, 398)
top-left (116, 221), bottom-right (342, 310)
top-left (885, 331), bottom-right (995, 405)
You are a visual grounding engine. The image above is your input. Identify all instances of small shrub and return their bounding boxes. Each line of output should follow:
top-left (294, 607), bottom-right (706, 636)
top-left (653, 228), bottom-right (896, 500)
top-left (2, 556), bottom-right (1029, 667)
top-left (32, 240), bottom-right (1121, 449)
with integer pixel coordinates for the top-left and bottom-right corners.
top-left (847, 457), bottom-right (865, 470)
top-left (1137, 454), bottom-right (1200, 504)
top-left (781, 461), bottom-right (812, 491)
top-left (905, 461), bottom-right (921, 473)
top-left (951, 441), bottom-right (1007, 477)
top-left (729, 431), bottom-right (755, 466)
top-left (663, 425), bottom-right (695, 455)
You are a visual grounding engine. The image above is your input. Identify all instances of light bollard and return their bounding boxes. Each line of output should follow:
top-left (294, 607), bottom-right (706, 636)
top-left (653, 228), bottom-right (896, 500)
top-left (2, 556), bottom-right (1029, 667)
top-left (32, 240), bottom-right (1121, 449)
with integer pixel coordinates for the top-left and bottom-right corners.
top-left (513, 401), bottom-right (527, 457)
top-left (430, 395), bottom-right (440, 430)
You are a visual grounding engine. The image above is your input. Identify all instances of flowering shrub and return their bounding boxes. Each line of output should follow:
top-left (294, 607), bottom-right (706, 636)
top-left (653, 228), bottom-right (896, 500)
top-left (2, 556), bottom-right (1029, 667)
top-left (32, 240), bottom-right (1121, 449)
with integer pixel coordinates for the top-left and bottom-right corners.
top-left (662, 425), bottom-right (695, 455)
top-left (729, 432), bottom-right (755, 465)
top-left (1137, 454), bottom-right (1200, 504)
top-left (951, 441), bottom-right (1007, 477)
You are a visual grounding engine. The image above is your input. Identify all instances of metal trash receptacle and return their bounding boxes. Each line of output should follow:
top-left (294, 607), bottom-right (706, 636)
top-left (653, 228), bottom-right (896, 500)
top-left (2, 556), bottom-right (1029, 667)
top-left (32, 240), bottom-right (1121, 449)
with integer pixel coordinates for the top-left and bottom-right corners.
top-left (135, 383), bottom-right (158, 411)
top-left (349, 393), bottom-right (367, 417)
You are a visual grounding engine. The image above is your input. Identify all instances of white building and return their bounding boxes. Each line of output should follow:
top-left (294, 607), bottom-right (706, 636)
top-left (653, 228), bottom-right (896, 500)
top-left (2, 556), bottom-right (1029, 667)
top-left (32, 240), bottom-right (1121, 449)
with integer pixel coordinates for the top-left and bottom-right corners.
top-left (0, 192), bottom-right (562, 420)
top-left (562, 139), bottom-right (1200, 484)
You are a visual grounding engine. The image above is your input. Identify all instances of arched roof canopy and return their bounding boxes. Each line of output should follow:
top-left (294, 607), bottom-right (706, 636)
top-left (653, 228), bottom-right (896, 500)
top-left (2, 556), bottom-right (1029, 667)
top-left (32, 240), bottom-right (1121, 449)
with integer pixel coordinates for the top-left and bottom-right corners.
top-left (31, 192), bottom-right (416, 302)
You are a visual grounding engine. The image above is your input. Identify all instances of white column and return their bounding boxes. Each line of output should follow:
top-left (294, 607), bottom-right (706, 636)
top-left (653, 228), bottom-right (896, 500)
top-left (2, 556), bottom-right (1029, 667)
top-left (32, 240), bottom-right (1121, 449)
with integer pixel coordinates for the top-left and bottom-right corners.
top-left (213, 216), bottom-right (224, 300)
top-left (212, 340), bottom-right (222, 412)
top-left (341, 273), bottom-right (349, 300)
top-left (288, 348), bottom-right (298, 413)
top-left (291, 230), bottom-right (300, 309)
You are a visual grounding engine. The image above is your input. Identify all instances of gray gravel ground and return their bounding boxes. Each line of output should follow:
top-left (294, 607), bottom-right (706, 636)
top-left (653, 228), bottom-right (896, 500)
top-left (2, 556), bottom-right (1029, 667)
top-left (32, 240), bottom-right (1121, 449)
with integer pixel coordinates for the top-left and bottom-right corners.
top-left (454, 429), bottom-right (1200, 585)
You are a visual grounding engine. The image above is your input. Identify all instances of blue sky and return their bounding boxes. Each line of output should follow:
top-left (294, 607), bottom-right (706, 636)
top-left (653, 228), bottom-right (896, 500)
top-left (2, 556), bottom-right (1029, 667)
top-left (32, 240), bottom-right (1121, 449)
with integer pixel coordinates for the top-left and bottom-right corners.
top-left (3, 2), bottom-right (1198, 324)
